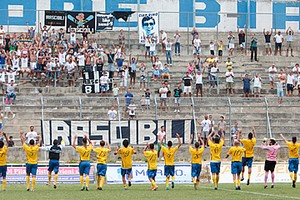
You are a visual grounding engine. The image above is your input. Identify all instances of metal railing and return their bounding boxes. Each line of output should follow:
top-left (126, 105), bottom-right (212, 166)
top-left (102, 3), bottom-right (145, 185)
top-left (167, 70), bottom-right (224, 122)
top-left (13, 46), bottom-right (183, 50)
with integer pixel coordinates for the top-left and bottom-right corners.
top-left (265, 97), bottom-right (272, 138)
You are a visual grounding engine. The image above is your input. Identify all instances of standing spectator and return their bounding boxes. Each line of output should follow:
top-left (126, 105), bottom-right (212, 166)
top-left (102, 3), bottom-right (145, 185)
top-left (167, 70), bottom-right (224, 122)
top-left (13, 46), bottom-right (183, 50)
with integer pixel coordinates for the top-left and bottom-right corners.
top-left (240, 73), bottom-right (251, 98)
top-left (27, 22), bottom-right (36, 39)
top-left (157, 126), bottom-right (166, 159)
top-left (173, 30), bottom-right (181, 56)
top-left (276, 81), bottom-right (284, 106)
top-left (210, 63), bottom-right (219, 89)
top-left (195, 69), bottom-right (205, 97)
top-left (8, 135), bottom-right (14, 147)
top-left (263, 28), bottom-right (273, 56)
top-left (252, 73), bottom-right (262, 97)
top-left (250, 33), bottom-right (258, 62)
top-left (4, 80), bottom-right (27, 104)
top-left (286, 70), bottom-right (294, 97)
top-left (208, 114), bottom-right (215, 134)
top-left (230, 121), bottom-right (240, 146)
top-left (278, 69), bottom-right (286, 90)
top-left (112, 83), bottom-right (119, 105)
top-left (274, 31), bottom-right (284, 56)
top-left (191, 27), bottom-right (198, 44)
top-left (139, 62), bottom-right (147, 91)
top-left (165, 38), bottom-right (173, 66)
top-left (144, 36), bottom-right (151, 59)
top-left (292, 63), bottom-right (299, 86)
top-left (225, 68), bottom-right (234, 94)
top-left (145, 88), bottom-right (151, 110)
top-left (100, 72), bottom-right (109, 96)
top-left (104, 49), bottom-right (116, 78)
top-left (225, 57), bottom-right (233, 71)
top-left (196, 115), bottom-right (211, 147)
top-left (107, 106), bottom-right (117, 121)
top-left (25, 126), bottom-right (38, 144)
top-left (123, 89), bottom-right (134, 118)
top-left (160, 30), bottom-right (167, 53)
top-left (217, 116), bottom-right (227, 138)
top-left (228, 31), bottom-right (235, 56)
top-left (285, 27), bottom-right (294, 57)
top-left (209, 41), bottom-right (215, 55)
top-left (217, 40), bottom-right (223, 62)
top-left (116, 53), bottom-right (125, 74)
top-left (173, 84), bottom-right (183, 113)
top-left (129, 53), bottom-right (138, 88)
top-left (182, 72), bottom-right (193, 97)
top-left (149, 38), bottom-right (157, 64)
top-left (193, 35), bottom-right (201, 56)
top-left (268, 64), bottom-right (277, 89)
top-left (237, 25), bottom-right (246, 55)
top-left (159, 83), bottom-right (168, 112)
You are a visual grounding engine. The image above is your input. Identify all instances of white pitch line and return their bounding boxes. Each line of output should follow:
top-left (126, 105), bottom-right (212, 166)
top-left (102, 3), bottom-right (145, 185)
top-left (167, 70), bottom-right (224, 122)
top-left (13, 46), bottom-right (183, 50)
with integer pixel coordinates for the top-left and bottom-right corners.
top-left (183, 185), bottom-right (300, 200)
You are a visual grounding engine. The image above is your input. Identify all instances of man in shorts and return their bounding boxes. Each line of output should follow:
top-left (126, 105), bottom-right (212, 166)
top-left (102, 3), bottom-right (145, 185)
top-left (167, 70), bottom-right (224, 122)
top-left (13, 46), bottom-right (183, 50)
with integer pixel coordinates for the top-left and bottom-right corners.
top-left (268, 64), bottom-right (277, 89)
top-left (196, 115), bottom-right (211, 147)
top-left (157, 126), bottom-right (166, 159)
top-left (182, 72), bottom-right (193, 97)
top-left (225, 68), bottom-right (234, 94)
top-left (173, 84), bottom-right (182, 113)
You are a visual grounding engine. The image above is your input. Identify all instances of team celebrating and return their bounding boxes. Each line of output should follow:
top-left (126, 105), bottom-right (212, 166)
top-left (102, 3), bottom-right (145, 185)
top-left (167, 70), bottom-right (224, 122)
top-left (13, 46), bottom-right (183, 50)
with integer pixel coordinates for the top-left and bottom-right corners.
top-left (0, 128), bottom-right (299, 192)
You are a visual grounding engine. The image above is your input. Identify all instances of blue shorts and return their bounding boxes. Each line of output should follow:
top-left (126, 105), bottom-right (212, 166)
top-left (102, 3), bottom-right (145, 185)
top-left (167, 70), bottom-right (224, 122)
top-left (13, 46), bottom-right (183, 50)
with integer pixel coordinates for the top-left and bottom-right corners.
top-left (288, 158), bottom-right (299, 173)
top-left (191, 164), bottom-right (202, 177)
top-left (0, 64), bottom-right (4, 70)
top-left (26, 163), bottom-right (38, 176)
top-left (121, 168), bottom-right (132, 177)
top-left (48, 160), bottom-right (60, 174)
top-left (0, 165), bottom-right (7, 177)
top-left (242, 157), bottom-right (253, 168)
top-left (147, 169), bottom-right (157, 179)
top-left (277, 90), bottom-right (284, 97)
top-left (210, 162), bottom-right (221, 174)
top-left (79, 161), bottom-right (91, 175)
top-left (164, 165), bottom-right (175, 177)
top-left (231, 162), bottom-right (242, 175)
top-left (97, 164), bottom-right (107, 176)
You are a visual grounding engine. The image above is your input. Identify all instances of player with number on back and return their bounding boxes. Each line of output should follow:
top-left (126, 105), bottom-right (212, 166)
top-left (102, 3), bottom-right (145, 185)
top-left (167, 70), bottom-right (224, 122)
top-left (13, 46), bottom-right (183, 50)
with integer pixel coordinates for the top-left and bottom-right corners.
top-left (188, 133), bottom-right (204, 190)
top-left (280, 134), bottom-right (300, 188)
top-left (93, 140), bottom-right (111, 190)
top-left (160, 133), bottom-right (181, 190)
top-left (238, 127), bottom-right (256, 185)
top-left (143, 143), bottom-right (158, 191)
top-left (115, 139), bottom-right (136, 190)
top-left (226, 140), bottom-right (246, 190)
top-left (207, 128), bottom-right (225, 190)
top-left (41, 138), bottom-right (65, 189)
top-left (72, 134), bottom-right (93, 191)
top-left (20, 130), bottom-right (41, 192)
top-left (0, 132), bottom-right (8, 191)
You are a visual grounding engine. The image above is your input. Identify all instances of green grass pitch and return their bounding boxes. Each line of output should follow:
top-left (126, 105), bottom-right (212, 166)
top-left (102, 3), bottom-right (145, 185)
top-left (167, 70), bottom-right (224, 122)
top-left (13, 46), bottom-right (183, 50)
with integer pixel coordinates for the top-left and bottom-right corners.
top-left (0, 183), bottom-right (300, 200)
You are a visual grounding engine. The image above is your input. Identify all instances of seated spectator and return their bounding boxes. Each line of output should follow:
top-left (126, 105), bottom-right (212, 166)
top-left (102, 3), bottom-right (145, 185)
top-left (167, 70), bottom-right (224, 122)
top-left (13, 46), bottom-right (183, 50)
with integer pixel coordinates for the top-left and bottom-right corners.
top-left (252, 73), bottom-right (262, 97)
top-left (8, 136), bottom-right (14, 147)
top-left (152, 65), bottom-right (160, 81)
top-left (128, 101), bottom-right (137, 120)
top-left (4, 80), bottom-right (27, 104)
top-left (161, 64), bottom-right (171, 80)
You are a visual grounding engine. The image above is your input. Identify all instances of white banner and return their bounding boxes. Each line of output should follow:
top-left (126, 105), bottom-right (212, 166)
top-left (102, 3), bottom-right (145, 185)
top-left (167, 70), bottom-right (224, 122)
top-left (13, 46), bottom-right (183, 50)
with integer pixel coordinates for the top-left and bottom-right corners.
top-left (106, 163), bottom-right (299, 184)
top-left (138, 12), bottom-right (159, 44)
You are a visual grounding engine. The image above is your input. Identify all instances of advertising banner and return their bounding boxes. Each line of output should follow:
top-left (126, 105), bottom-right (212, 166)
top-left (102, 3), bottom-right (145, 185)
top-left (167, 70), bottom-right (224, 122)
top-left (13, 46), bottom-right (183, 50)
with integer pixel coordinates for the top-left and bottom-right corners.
top-left (66, 11), bottom-right (95, 33)
top-left (44, 10), bottom-right (65, 26)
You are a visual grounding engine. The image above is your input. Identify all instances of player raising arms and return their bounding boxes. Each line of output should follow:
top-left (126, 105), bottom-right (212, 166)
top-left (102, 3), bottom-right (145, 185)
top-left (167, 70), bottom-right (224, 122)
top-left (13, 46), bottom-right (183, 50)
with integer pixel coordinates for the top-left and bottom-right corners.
top-left (161, 133), bottom-right (181, 190)
top-left (0, 132), bottom-right (8, 191)
top-left (188, 133), bottom-right (204, 190)
top-left (207, 128), bottom-right (225, 190)
top-left (238, 127), bottom-right (256, 185)
top-left (280, 134), bottom-right (300, 188)
top-left (115, 139), bottom-right (136, 190)
top-left (93, 140), bottom-right (111, 190)
top-left (20, 130), bottom-right (41, 192)
top-left (261, 138), bottom-right (280, 189)
top-left (72, 134), bottom-right (93, 191)
top-left (143, 143), bottom-right (158, 191)
top-left (41, 139), bottom-right (65, 189)
top-left (225, 140), bottom-right (246, 190)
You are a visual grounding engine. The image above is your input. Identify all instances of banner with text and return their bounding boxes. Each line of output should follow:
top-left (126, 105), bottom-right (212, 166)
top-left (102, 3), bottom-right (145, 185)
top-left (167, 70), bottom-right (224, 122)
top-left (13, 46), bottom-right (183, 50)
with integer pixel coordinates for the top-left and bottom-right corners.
top-left (6, 166), bottom-right (95, 183)
top-left (138, 12), bottom-right (159, 44)
top-left (44, 10), bottom-right (65, 26)
top-left (66, 11), bottom-right (95, 33)
top-left (41, 120), bottom-right (194, 145)
top-left (96, 13), bottom-right (114, 31)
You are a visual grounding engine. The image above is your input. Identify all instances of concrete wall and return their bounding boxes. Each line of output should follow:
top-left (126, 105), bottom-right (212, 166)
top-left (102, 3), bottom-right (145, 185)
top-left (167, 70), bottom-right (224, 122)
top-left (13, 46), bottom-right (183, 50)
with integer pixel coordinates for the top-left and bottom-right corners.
top-left (0, 0), bottom-right (299, 32)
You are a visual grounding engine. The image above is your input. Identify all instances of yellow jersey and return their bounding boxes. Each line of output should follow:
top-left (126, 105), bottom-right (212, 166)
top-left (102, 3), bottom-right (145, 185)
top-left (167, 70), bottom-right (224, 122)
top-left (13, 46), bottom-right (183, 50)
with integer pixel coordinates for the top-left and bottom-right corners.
top-left (206, 58), bottom-right (215, 65)
top-left (227, 146), bottom-right (246, 162)
top-left (240, 138), bottom-right (256, 158)
top-left (218, 44), bottom-right (223, 51)
top-left (116, 147), bottom-right (136, 169)
top-left (93, 147), bottom-right (111, 164)
top-left (189, 146), bottom-right (204, 164)
top-left (286, 142), bottom-right (300, 159)
top-left (161, 146), bottom-right (179, 166)
top-left (23, 144), bottom-right (40, 164)
top-left (0, 146), bottom-right (8, 166)
top-left (208, 140), bottom-right (224, 162)
top-left (143, 150), bottom-right (158, 170)
top-left (76, 145), bottom-right (93, 161)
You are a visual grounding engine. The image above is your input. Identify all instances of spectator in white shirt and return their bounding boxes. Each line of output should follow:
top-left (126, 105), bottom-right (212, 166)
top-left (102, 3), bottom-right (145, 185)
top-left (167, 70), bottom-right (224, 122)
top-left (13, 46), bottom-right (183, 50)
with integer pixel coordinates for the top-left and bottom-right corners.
top-left (160, 30), bottom-right (167, 53)
top-left (193, 35), bottom-right (201, 56)
top-left (25, 126), bottom-right (38, 144)
top-left (286, 70), bottom-right (294, 97)
top-left (196, 115), bottom-right (211, 147)
top-left (268, 64), bottom-right (277, 89)
top-left (100, 72), bottom-right (109, 96)
top-left (285, 27), bottom-right (294, 57)
top-left (274, 31), bottom-right (284, 56)
top-left (159, 83), bottom-right (168, 112)
top-left (195, 68), bottom-right (205, 97)
top-left (252, 73), bottom-right (262, 97)
top-left (107, 106), bottom-right (117, 120)
top-left (292, 63), bottom-right (299, 86)
top-left (225, 68), bottom-right (234, 94)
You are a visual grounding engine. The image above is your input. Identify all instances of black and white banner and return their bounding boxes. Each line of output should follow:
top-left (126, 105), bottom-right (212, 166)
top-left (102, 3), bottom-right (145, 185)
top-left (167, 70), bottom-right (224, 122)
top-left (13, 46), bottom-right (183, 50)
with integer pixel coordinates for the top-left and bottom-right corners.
top-left (66, 11), bottom-right (95, 33)
top-left (44, 10), bottom-right (65, 26)
top-left (96, 13), bottom-right (114, 31)
top-left (138, 12), bottom-right (159, 44)
top-left (82, 70), bottom-right (100, 94)
top-left (41, 120), bottom-right (195, 145)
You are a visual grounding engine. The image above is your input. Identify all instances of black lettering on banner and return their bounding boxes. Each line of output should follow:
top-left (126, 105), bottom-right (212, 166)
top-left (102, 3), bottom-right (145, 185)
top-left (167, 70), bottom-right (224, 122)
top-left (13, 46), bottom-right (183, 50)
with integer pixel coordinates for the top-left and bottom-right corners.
top-left (44, 10), bottom-right (66, 26)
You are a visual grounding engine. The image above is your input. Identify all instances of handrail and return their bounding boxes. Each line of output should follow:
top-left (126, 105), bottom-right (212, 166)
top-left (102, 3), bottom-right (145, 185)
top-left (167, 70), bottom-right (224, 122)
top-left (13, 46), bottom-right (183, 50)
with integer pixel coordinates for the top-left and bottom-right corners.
top-left (40, 96), bottom-right (47, 161)
top-left (216, 73), bottom-right (220, 95)
top-left (2, 96), bottom-right (5, 131)
top-left (154, 96), bottom-right (158, 120)
top-left (264, 97), bottom-right (272, 138)
top-left (79, 97), bottom-right (82, 119)
top-left (191, 97), bottom-right (197, 141)
top-left (117, 97), bottom-right (123, 145)
top-left (228, 97), bottom-right (232, 146)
